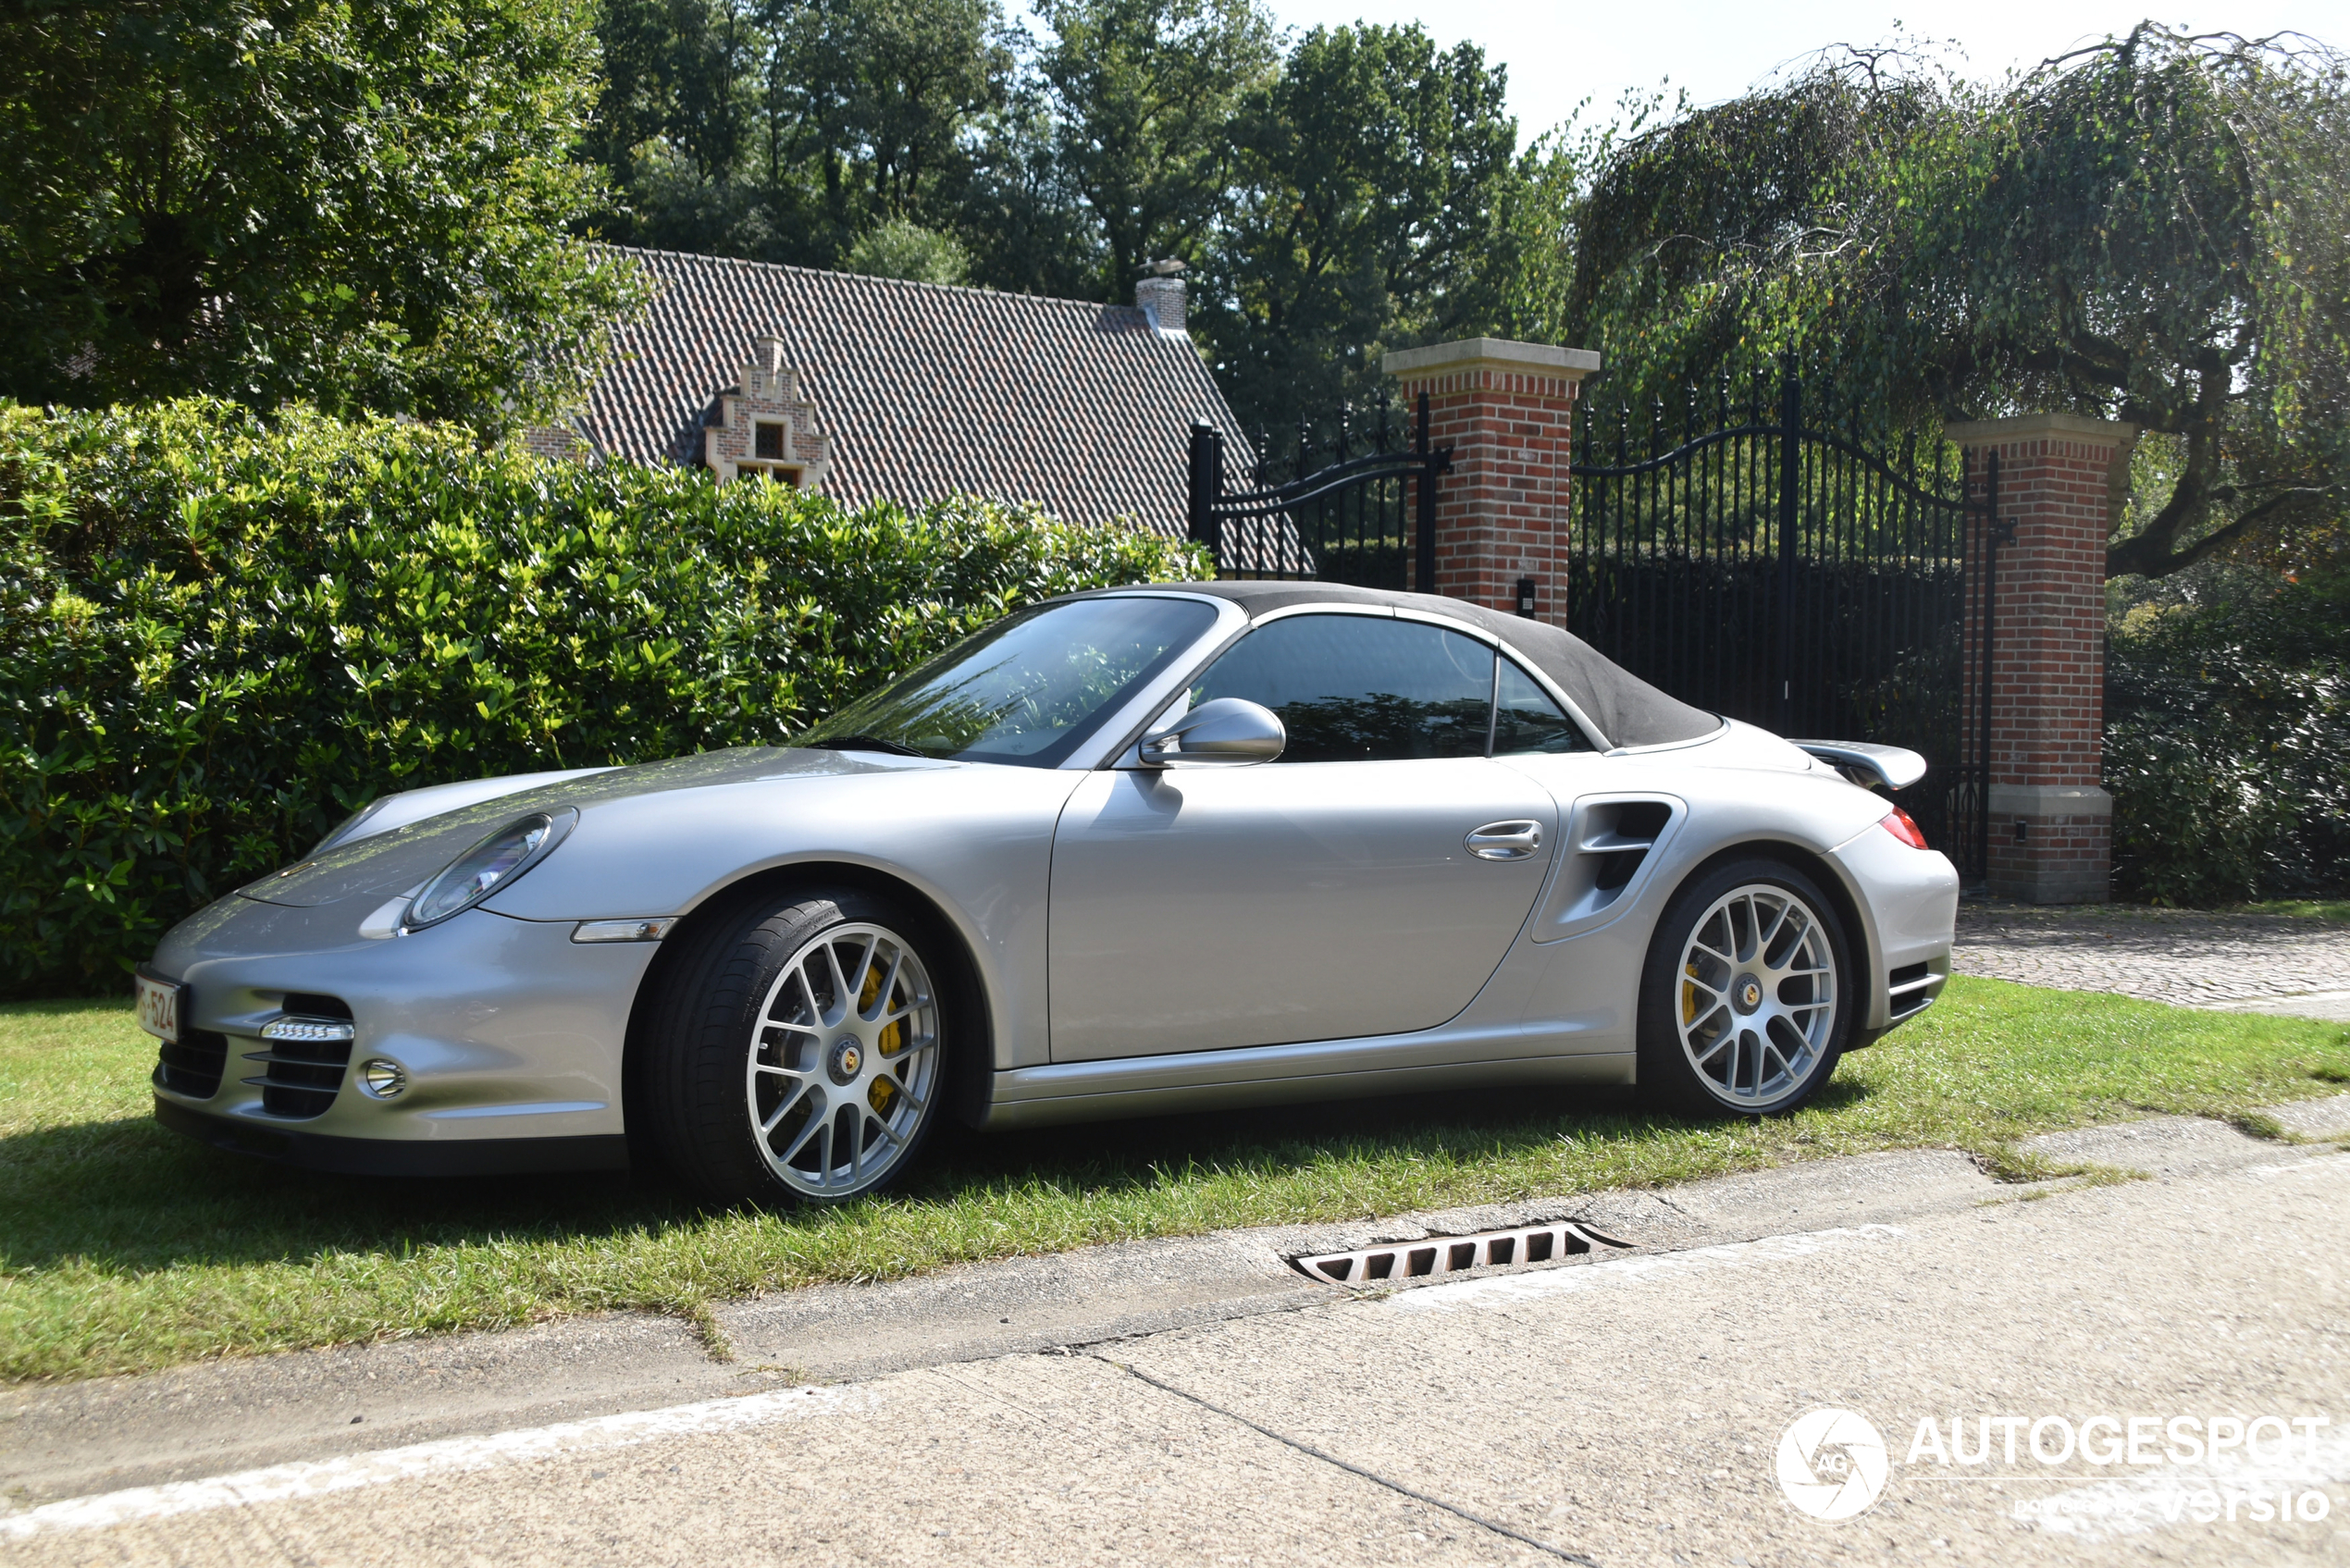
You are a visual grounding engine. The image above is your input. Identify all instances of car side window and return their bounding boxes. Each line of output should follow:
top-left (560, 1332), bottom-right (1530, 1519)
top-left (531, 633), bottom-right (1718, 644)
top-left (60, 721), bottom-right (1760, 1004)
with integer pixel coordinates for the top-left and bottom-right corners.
top-left (1188, 614), bottom-right (1496, 763)
top-left (1492, 659), bottom-right (1593, 754)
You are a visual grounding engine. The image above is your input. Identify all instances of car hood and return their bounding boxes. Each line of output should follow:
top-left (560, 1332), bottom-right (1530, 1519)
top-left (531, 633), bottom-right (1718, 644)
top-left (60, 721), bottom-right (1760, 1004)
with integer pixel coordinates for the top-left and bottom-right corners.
top-left (237, 747), bottom-right (941, 908)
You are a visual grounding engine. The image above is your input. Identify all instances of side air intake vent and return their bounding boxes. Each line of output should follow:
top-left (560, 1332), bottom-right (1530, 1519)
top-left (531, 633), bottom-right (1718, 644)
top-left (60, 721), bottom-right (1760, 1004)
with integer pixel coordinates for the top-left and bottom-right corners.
top-left (1590, 800), bottom-right (1673, 891)
top-left (155, 1027), bottom-right (229, 1099)
top-left (242, 994), bottom-right (356, 1118)
top-left (1533, 796), bottom-right (1685, 942)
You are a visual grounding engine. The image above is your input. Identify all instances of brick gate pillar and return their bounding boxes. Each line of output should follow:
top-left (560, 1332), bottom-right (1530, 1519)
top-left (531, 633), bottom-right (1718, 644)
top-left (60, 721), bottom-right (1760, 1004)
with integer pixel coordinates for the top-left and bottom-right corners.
top-left (1381, 339), bottom-right (1601, 624)
top-left (1945, 414), bottom-right (2135, 904)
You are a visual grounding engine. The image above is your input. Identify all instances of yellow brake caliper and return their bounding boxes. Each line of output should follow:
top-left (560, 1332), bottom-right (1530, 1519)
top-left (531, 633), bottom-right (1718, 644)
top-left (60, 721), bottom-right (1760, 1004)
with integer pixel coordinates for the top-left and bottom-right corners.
top-left (862, 954), bottom-right (902, 1117)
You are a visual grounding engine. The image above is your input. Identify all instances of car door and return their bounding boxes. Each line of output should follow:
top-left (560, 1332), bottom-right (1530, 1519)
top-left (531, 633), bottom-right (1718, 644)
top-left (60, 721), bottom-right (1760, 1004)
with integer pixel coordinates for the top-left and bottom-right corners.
top-left (1047, 611), bottom-right (1561, 1061)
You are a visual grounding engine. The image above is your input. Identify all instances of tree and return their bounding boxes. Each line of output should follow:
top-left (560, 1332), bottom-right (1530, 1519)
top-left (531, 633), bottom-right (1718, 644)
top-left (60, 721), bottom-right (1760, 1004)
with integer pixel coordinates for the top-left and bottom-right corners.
top-left (1034, 0), bottom-right (1275, 300)
top-left (1479, 88), bottom-right (1680, 346)
top-left (588, 0), bottom-right (762, 255)
top-left (953, 76), bottom-right (1102, 298)
top-left (774, 0), bottom-right (1012, 244)
top-left (1564, 27), bottom-right (2350, 578)
top-left (1202, 24), bottom-right (1518, 429)
top-left (844, 216), bottom-right (971, 283)
top-left (588, 0), bottom-right (1016, 272)
top-left (0, 0), bottom-right (644, 432)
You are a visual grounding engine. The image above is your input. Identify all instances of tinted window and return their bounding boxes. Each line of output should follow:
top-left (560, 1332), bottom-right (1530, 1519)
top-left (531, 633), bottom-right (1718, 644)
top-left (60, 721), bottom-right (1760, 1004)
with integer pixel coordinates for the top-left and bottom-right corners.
top-left (801, 597), bottom-right (1216, 766)
top-left (1492, 660), bottom-right (1592, 754)
top-left (1190, 614), bottom-right (1495, 763)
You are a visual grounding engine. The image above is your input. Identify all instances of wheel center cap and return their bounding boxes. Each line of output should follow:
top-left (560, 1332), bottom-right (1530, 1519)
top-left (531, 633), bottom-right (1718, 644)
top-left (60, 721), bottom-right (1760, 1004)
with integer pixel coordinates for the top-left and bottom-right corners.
top-left (827, 1038), bottom-right (863, 1085)
top-left (1733, 974), bottom-right (1765, 1014)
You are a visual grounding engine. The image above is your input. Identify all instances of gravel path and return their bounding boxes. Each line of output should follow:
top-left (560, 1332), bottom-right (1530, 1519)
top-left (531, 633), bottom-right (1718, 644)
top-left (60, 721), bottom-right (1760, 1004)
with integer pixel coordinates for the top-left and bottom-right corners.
top-left (1955, 903), bottom-right (2350, 1018)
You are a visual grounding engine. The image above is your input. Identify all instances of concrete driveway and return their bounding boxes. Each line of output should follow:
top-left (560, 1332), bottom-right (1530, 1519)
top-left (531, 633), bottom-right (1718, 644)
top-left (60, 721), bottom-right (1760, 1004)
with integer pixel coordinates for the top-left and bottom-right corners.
top-left (7, 1102), bottom-right (2345, 1566)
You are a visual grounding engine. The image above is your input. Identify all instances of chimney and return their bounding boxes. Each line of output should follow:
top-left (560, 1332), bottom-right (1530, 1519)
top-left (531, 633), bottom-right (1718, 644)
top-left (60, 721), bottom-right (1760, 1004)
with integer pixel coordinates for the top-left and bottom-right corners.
top-left (749, 331), bottom-right (788, 398)
top-left (1135, 260), bottom-right (1187, 335)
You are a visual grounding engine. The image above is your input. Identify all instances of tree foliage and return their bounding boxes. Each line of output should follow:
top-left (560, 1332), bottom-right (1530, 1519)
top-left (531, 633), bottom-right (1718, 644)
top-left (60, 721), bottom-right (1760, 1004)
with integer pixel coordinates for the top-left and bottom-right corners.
top-left (1203, 24), bottom-right (1519, 425)
top-left (585, 0), bottom-right (1526, 430)
top-left (591, 0), bottom-right (1017, 267)
top-left (1562, 27), bottom-right (2350, 578)
top-left (0, 397), bottom-right (1203, 996)
top-left (1034, 0), bottom-right (1275, 301)
top-left (843, 216), bottom-right (971, 284)
top-left (0, 0), bottom-right (646, 433)
top-left (2105, 564), bottom-right (2350, 902)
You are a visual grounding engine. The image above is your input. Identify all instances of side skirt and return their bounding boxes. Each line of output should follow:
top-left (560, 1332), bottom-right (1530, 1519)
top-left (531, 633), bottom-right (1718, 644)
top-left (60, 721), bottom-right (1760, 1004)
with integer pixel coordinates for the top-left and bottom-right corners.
top-left (975, 1051), bottom-right (1637, 1132)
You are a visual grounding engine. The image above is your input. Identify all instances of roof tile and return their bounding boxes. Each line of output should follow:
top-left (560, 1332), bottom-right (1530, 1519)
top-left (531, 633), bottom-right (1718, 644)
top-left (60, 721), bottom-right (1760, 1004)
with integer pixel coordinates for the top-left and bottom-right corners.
top-left (575, 247), bottom-right (1247, 536)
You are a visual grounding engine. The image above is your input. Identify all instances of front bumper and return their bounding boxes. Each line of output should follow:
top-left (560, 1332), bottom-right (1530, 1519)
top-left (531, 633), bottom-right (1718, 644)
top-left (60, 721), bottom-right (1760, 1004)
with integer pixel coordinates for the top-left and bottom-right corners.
top-left (146, 899), bottom-right (657, 1166)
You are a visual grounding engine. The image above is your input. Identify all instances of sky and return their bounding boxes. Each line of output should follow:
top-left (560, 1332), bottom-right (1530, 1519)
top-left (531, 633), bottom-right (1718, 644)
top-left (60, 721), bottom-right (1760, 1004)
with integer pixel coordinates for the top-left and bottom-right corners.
top-left (1260, 2), bottom-right (2347, 144)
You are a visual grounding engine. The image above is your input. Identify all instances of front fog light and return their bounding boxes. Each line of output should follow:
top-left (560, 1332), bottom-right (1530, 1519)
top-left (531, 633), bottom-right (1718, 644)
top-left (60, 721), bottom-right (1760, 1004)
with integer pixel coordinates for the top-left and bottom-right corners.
top-left (360, 1058), bottom-right (409, 1099)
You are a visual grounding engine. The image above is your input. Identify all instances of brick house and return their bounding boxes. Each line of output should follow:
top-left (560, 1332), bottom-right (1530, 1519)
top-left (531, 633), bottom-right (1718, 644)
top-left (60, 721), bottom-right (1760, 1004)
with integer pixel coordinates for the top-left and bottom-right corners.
top-left (526, 247), bottom-right (1242, 535)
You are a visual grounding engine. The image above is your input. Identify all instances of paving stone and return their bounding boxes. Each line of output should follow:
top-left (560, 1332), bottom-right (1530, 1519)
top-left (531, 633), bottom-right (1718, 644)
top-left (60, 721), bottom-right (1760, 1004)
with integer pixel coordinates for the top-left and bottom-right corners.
top-left (1954, 902), bottom-right (2350, 1011)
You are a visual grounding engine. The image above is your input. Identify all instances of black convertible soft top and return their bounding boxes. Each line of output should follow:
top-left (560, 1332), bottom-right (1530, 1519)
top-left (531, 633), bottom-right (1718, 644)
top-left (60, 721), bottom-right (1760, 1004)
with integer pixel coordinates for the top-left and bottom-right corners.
top-left (1082, 581), bottom-right (1724, 750)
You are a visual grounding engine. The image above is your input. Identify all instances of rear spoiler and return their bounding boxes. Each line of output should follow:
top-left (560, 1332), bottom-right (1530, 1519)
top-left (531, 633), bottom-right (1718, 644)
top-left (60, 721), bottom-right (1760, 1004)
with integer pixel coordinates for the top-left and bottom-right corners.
top-left (1790, 740), bottom-right (1927, 793)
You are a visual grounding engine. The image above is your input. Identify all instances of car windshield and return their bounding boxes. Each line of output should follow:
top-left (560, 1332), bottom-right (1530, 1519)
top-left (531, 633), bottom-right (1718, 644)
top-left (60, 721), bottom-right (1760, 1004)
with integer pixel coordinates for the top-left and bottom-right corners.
top-left (797, 596), bottom-right (1218, 766)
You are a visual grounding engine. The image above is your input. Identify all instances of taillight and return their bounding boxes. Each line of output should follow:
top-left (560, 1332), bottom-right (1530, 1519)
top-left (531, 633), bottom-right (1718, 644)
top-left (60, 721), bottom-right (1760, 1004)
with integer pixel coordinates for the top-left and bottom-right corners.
top-left (1879, 808), bottom-right (1929, 850)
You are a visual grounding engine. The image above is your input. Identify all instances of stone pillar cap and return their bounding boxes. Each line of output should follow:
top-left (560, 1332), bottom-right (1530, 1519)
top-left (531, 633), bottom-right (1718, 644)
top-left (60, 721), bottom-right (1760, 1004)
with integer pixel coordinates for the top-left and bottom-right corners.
top-left (1381, 338), bottom-right (1602, 378)
top-left (1944, 412), bottom-right (2136, 447)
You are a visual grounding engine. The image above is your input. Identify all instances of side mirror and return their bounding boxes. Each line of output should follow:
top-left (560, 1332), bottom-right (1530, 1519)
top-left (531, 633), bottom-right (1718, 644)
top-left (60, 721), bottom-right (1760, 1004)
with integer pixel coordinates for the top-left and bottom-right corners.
top-left (1138, 698), bottom-right (1286, 768)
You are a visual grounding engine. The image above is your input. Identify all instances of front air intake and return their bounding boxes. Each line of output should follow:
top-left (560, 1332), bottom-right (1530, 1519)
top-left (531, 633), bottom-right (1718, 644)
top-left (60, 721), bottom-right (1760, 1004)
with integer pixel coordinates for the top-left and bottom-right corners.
top-left (241, 994), bottom-right (356, 1118)
top-left (154, 1027), bottom-right (229, 1099)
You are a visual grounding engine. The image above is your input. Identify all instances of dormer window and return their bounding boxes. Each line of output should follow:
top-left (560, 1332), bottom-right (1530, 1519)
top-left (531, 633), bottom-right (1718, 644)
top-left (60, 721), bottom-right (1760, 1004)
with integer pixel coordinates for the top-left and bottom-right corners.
top-left (705, 333), bottom-right (832, 488)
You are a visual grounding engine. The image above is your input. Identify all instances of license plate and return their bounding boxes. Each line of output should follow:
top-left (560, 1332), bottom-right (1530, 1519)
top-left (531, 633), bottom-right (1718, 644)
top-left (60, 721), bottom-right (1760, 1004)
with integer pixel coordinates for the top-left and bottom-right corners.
top-left (135, 972), bottom-right (183, 1044)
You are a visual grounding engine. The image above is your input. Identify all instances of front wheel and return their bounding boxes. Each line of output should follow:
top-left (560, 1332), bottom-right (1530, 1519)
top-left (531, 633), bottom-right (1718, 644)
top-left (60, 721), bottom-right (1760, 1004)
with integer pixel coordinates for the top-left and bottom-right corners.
top-left (644, 886), bottom-right (950, 1206)
top-left (1637, 859), bottom-right (1853, 1117)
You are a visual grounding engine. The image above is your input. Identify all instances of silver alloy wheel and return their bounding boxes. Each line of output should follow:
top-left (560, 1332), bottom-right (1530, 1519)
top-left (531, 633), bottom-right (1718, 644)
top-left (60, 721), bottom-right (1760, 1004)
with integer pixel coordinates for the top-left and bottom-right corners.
top-left (743, 921), bottom-right (940, 1197)
top-left (1674, 883), bottom-right (1839, 1109)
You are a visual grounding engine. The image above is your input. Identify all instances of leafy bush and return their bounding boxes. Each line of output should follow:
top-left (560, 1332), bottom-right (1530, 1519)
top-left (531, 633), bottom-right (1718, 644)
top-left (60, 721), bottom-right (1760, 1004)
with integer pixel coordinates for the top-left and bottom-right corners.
top-left (2105, 571), bottom-right (2350, 905)
top-left (0, 400), bottom-right (1205, 997)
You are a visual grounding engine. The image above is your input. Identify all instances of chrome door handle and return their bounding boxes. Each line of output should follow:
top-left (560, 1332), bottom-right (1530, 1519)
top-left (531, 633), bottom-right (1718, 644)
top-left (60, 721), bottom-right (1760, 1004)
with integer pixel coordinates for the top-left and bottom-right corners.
top-left (1466, 821), bottom-right (1542, 860)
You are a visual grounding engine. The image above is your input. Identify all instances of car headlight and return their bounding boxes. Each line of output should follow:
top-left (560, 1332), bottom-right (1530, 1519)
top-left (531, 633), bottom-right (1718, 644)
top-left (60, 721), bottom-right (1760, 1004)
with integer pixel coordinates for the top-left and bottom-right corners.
top-left (403, 811), bottom-right (573, 931)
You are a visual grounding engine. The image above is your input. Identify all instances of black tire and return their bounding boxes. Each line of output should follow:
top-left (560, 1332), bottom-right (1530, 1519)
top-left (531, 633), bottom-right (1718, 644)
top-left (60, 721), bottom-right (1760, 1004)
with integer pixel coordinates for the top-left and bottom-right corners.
top-left (643, 884), bottom-right (954, 1206)
top-left (1637, 858), bottom-right (1856, 1117)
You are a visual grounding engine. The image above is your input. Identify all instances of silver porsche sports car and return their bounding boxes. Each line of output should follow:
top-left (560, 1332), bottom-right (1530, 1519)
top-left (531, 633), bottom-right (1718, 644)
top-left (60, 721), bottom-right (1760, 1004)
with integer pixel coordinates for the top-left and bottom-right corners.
top-left (141, 583), bottom-right (1959, 1204)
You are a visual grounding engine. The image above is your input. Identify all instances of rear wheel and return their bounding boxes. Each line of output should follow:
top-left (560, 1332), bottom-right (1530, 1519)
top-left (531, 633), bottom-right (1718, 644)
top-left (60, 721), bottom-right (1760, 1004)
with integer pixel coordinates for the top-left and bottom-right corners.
top-left (1637, 859), bottom-right (1852, 1117)
top-left (645, 886), bottom-right (948, 1205)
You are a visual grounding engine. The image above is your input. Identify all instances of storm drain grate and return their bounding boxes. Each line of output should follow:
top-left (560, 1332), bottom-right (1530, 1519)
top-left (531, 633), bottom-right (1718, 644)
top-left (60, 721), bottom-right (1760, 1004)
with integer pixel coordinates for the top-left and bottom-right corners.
top-left (1292, 1220), bottom-right (1630, 1285)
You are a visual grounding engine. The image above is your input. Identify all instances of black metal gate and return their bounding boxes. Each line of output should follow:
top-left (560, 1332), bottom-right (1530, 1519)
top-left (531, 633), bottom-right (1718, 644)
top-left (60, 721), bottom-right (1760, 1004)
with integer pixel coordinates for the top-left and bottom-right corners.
top-left (1187, 393), bottom-right (1451, 589)
top-left (1568, 366), bottom-right (2000, 880)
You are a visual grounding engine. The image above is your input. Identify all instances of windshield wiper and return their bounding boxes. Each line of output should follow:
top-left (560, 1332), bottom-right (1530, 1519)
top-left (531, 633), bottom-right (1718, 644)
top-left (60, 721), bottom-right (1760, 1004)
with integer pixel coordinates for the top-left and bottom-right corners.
top-left (805, 735), bottom-right (927, 757)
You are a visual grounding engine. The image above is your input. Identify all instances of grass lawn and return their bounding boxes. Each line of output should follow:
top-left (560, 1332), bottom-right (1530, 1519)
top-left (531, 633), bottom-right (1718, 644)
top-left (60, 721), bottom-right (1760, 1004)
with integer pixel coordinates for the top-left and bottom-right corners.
top-left (2242, 899), bottom-right (2350, 921)
top-left (3, 979), bottom-right (2346, 1385)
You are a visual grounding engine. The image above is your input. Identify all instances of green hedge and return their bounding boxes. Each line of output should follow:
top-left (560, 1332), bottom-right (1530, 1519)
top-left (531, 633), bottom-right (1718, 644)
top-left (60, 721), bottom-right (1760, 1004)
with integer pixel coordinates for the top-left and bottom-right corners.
top-left (1, 400), bottom-right (1205, 997)
top-left (2105, 572), bottom-right (2350, 906)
